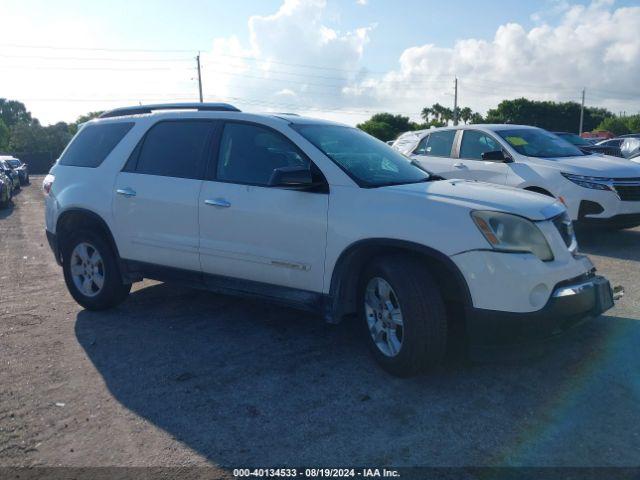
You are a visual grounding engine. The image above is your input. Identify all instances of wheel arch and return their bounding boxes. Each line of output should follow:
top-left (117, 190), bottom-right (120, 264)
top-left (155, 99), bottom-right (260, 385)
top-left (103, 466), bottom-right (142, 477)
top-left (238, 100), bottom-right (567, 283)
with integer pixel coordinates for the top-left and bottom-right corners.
top-left (55, 208), bottom-right (121, 263)
top-left (327, 239), bottom-right (472, 324)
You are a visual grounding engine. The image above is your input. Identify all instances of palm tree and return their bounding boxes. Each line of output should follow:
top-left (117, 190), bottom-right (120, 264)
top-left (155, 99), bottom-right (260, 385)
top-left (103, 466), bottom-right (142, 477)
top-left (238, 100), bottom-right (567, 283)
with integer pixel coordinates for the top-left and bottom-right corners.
top-left (459, 107), bottom-right (473, 124)
top-left (421, 107), bottom-right (432, 122)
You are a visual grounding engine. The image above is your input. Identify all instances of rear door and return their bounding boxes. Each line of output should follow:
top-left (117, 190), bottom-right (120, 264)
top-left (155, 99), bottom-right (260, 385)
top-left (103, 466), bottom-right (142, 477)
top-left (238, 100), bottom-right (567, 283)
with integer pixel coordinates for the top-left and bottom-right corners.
top-left (112, 120), bottom-right (216, 271)
top-left (410, 130), bottom-right (458, 177)
top-left (450, 129), bottom-right (509, 184)
top-left (198, 121), bottom-right (328, 292)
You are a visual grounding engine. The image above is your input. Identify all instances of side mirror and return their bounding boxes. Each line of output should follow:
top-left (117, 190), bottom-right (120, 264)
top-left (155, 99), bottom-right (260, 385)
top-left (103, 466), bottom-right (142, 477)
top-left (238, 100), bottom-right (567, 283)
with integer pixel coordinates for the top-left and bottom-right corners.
top-left (481, 150), bottom-right (513, 163)
top-left (268, 165), bottom-right (316, 188)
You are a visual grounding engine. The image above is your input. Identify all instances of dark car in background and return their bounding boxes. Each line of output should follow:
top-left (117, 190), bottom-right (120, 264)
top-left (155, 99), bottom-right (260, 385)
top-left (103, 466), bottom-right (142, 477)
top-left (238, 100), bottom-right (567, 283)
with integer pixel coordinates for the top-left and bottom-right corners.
top-left (554, 131), bottom-right (623, 157)
top-left (0, 170), bottom-right (12, 207)
top-left (0, 156), bottom-right (29, 185)
top-left (0, 160), bottom-right (21, 192)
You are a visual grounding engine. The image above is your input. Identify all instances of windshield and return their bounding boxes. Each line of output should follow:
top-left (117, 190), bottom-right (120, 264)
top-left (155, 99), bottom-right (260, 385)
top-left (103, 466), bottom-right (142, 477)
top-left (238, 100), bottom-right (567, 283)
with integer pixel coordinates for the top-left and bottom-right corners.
top-left (556, 133), bottom-right (591, 146)
top-left (498, 128), bottom-right (585, 158)
top-left (293, 125), bottom-right (429, 187)
top-left (6, 159), bottom-right (21, 168)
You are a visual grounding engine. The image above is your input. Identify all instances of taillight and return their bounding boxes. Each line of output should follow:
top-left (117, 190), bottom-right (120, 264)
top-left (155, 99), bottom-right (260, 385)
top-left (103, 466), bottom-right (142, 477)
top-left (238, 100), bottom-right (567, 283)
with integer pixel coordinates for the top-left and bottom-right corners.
top-left (43, 174), bottom-right (55, 195)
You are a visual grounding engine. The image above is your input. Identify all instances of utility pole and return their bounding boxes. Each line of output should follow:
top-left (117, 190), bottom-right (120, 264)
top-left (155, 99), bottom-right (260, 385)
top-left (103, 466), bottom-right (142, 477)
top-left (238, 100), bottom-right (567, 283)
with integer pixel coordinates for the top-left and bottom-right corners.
top-left (578, 88), bottom-right (585, 135)
top-left (453, 77), bottom-right (459, 126)
top-left (196, 53), bottom-right (203, 103)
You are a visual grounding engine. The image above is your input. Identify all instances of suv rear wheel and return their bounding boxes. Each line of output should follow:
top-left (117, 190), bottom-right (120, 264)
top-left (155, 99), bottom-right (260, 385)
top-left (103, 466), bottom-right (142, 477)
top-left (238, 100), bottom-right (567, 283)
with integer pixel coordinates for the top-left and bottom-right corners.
top-left (62, 231), bottom-right (131, 310)
top-left (360, 255), bottom-right (447, 377)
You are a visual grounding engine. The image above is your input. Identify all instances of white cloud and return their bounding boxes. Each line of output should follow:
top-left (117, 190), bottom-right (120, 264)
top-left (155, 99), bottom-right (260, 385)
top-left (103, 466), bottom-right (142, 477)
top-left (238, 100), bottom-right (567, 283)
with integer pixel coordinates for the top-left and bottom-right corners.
top-left (0, 0), bottom-right (638, 126)
top-left (356, 0), bottom-right (368, 5)
top-left (350, 0), bottom-right (640, 121)
top-left (200, 0), bottom-right (375, 122)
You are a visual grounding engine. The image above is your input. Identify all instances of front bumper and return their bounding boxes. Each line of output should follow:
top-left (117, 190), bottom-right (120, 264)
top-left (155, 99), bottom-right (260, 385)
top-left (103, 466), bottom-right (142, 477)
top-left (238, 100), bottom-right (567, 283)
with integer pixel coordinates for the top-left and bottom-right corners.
top-left (466, 274), bottom-right (614, 346)
top-left (577, 211), bottom-right (640, 229)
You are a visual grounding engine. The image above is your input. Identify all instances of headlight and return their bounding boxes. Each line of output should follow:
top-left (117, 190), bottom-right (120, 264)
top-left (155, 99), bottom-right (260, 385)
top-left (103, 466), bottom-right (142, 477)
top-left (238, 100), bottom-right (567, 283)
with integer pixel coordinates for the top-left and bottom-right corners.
top-left (471, 211), bottom-right (554, 261)
top-left (561, 172), bottom-right (612, 191)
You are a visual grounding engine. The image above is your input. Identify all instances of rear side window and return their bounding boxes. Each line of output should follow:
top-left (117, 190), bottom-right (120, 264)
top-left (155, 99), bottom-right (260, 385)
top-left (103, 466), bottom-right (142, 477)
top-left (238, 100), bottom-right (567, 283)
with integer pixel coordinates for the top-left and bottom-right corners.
top-left (132, 121), bottom-right (214, 179)
top-left (59, 122), bottom-right (133, 167)
top-left (422, 130), bottom-right (456, 157)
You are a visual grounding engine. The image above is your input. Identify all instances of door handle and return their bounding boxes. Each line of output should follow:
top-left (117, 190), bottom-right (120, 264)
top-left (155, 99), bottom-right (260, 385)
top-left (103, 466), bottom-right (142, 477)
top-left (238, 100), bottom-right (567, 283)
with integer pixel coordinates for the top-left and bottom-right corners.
top-left (453, 163), bottom-right (466, 169)
top-left (204, 198), bottom-right (231, 208)
top-left (116, 187), bottom-right (136, 197)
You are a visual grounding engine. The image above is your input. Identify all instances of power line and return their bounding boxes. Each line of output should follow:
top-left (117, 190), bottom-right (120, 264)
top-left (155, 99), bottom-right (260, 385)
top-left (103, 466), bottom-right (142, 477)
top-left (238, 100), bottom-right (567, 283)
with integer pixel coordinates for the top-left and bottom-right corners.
top-left (0, 43), bottom-right (196, 53)
top-left (0, 53), bottom-right (193, 62)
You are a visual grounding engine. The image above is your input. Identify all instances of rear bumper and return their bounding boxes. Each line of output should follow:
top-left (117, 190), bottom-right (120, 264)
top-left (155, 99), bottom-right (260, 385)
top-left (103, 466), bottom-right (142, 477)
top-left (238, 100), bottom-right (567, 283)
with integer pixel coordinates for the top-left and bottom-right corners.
top-left (466, 274), bottom-right (614, 346)
top-left (46, 230), bottom-right (62, 265)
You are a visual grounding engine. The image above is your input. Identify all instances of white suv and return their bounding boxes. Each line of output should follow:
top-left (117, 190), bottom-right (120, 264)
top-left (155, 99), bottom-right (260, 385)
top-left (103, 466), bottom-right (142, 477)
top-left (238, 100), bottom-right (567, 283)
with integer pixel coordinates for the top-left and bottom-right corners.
top-left (394, 125), bottom-right (640, 229)
top-left (44, 104), bottom-right (615, 376)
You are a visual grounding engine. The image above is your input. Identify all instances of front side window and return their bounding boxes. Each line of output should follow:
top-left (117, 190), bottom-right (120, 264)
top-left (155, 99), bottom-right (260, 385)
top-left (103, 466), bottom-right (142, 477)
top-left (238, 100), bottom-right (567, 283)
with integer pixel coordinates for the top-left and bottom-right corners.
top-left (498, 128), bottom-right (585, 158)
top-left (6, 159), bottom-right (21, 168)
top-left (294, 124), bottom-right (429, 188)
top-left (217, 123), bottom-right (308, 186)
top-left (413, 135), bottom-right (430, 155)
top-left (460, 130), bottom-right (501, 160)
top-left (135, 121), bottom-right (213, 179)
top-left (423, 130), bottom-right (456, 157)
top-left (59, 122), bottom-right (134, 168)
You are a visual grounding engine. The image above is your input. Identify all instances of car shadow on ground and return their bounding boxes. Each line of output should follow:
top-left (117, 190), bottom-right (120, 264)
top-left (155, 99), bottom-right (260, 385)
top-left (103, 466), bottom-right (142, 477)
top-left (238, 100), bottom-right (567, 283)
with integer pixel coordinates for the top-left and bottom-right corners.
top-left (75, 283), bottom-right (640, 466)
top-left (576, 227), bottom-right (640, 262)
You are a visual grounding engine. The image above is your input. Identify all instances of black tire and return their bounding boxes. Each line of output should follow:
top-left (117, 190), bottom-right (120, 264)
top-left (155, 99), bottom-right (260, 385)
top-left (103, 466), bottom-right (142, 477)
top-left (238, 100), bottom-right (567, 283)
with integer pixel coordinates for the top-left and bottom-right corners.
top-left (62, 230), bottom-right (131, 310)
top-left (359, 255), bottom-right (447, 377)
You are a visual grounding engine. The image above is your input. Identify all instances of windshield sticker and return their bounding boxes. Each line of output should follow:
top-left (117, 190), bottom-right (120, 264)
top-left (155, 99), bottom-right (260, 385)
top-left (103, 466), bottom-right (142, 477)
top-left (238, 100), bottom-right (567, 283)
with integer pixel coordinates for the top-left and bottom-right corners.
top-left (506, 136), bottom-right (528, 146)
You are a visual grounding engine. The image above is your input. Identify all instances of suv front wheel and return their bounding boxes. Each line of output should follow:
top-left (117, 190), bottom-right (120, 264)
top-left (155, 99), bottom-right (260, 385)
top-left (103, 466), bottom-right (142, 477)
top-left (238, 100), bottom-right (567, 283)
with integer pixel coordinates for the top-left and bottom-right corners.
top-left (62, 231), bottom-right (131, 310)
top-left (360, 255), bottom-right (447, 377)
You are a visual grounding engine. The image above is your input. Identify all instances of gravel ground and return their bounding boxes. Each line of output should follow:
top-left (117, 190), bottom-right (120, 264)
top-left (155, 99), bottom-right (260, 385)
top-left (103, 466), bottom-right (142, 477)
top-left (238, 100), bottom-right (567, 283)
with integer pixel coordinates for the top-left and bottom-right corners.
top-left (1, 177), bottom-right (639, 469)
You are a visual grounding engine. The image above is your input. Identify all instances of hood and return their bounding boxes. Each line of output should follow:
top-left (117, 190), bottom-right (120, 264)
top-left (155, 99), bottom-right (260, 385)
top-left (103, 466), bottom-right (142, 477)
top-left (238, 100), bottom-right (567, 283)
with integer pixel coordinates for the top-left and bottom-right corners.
top-left (529, 153), bottom-right (640, 178)
top-left (386, 179), bottom-right (565, 221)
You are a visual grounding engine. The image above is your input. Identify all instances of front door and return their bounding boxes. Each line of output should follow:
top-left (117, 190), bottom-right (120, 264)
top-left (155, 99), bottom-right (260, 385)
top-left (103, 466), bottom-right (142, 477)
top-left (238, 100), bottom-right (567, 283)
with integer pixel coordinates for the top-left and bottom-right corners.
top-left (198, 121), bottom-right (328, 292)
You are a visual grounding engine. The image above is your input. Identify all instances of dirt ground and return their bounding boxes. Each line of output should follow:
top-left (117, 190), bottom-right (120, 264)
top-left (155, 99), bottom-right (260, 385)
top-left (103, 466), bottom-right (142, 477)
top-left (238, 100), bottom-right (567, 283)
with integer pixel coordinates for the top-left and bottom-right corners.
top-left (1, 177), bottom-right (639, 469)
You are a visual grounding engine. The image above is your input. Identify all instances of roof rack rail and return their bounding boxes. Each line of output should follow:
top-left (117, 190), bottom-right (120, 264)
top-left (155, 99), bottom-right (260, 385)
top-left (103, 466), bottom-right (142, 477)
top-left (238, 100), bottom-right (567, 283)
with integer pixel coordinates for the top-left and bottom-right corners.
top-left (99, 102), bottom-right (241, 119)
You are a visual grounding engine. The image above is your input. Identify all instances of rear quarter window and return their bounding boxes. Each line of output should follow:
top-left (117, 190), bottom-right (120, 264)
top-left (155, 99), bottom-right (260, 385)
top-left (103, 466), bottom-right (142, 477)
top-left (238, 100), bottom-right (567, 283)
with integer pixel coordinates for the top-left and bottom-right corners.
top-left (59, 122), bottom-right (134, 167)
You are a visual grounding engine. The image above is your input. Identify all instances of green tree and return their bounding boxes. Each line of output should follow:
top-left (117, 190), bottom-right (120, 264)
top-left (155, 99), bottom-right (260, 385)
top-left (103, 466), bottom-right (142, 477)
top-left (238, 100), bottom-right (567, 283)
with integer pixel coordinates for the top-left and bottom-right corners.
top-left (8, 119), bottom-right (73, 157)
top-left (623, 115), bottom-right (640, 133)
top-left (0, 98), bottom-right (32, 128)
top-left (485, 98), bottom-right (614, 132)
top-left (469, 112), bottom-right (484, 124)
top-left (597, 117), bottom-right (631, 136)
top-left (0, 119), bottom-right (9, 151)
top-left (459, 107), bottom-right (473, 124)
top-left (357, 113), bottom-right (420, 141)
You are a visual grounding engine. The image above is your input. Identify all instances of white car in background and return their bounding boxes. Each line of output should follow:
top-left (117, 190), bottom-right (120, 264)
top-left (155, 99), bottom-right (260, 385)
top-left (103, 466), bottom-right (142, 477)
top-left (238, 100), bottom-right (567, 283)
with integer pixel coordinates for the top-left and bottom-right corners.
top-left (394, 125), bottom-right (640, 229)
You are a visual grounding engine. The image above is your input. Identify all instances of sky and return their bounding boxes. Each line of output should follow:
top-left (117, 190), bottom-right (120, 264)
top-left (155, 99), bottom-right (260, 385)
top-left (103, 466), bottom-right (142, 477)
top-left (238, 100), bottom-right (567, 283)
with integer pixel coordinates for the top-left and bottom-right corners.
top-left (1, 0), bottom-right (639, 126)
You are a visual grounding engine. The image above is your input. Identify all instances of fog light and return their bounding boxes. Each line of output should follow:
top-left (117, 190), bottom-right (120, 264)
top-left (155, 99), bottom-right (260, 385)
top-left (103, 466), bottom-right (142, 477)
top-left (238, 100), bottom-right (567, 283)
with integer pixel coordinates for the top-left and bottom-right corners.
top-left (530, 283), bottom-right (549, 308)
